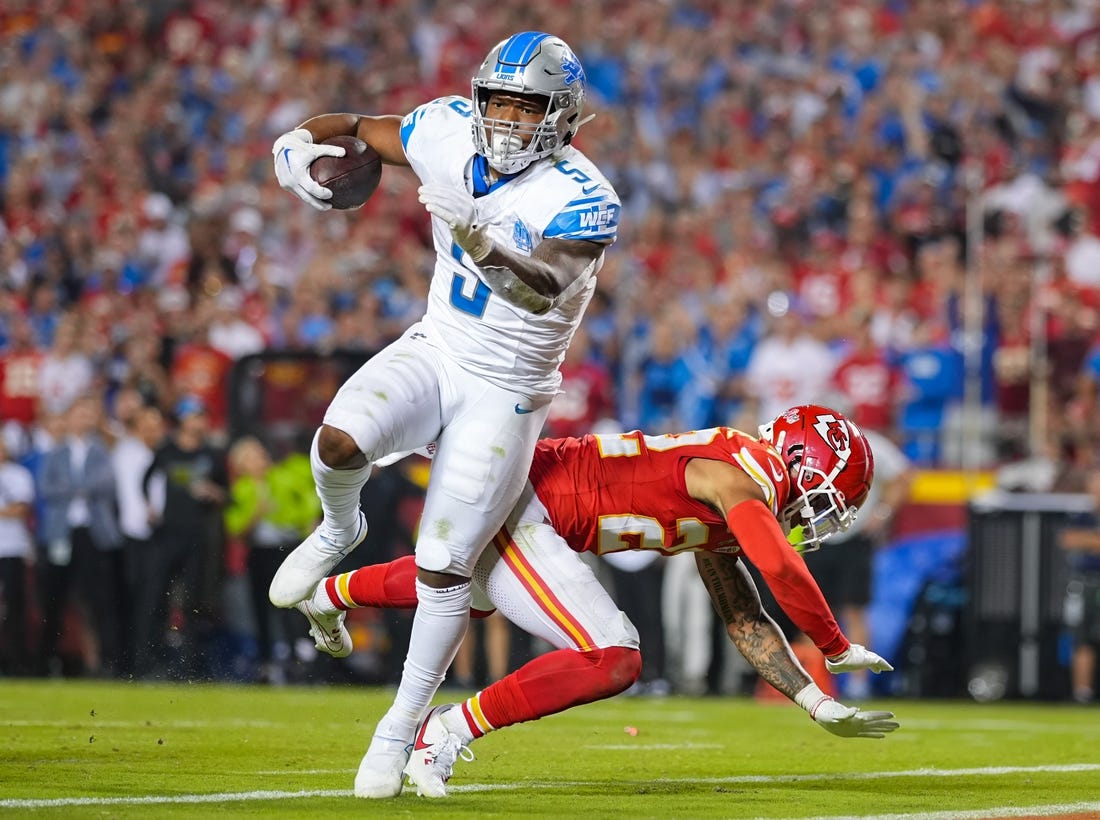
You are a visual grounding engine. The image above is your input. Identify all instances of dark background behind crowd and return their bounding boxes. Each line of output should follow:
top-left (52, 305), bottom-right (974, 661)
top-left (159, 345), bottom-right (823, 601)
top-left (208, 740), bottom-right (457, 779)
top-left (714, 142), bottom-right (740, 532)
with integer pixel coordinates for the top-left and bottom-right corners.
top-left (3, 0), bottom-right (1100, 700)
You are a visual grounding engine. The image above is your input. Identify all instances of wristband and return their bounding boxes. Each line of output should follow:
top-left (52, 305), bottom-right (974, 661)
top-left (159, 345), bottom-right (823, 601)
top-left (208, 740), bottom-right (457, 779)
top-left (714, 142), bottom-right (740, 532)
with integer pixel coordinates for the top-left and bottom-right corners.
top-left (794, 682), bottom-right (833, 720)
top-left (465, 234), bottom-right (494, 263)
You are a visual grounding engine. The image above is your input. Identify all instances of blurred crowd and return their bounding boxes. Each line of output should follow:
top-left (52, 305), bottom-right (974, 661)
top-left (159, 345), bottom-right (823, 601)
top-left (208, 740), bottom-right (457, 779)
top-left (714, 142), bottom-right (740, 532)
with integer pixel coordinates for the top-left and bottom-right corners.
top-left (5, 0), bottom-right (1100, 686)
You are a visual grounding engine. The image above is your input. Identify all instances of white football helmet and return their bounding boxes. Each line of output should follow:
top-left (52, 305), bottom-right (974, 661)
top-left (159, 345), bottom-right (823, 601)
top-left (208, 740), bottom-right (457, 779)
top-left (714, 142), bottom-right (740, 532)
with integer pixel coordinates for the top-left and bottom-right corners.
top-left (471, 31), bottom-right (588, 174)
top-left (758, 404), bottom-right (875, 551)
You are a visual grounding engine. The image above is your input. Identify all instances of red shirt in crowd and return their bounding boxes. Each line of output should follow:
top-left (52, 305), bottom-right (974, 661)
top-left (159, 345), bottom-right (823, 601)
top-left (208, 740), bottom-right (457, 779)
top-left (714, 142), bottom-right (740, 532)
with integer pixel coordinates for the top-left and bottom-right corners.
top-left (543, 360), bottom-right (615, 440)
top-left (170, 342), bottom-right (233, 431)
top-left (833, 349), bottom-right (902, 433)
top-left (0, 348), bottom-right (43, 425)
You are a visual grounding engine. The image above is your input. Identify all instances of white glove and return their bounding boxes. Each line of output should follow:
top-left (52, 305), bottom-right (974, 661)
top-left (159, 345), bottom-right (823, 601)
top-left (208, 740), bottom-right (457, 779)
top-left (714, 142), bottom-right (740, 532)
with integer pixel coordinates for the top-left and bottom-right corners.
top-left (272, 128), bottom-right (345, 211)
top-left (795, 684), bottom-right (899, 739)
top-left (826, 644), bottom-right (894, 674)
top-left (811, 699), bottom-right (899, 739)
top-left (418, 184), bottom-right (493, 262)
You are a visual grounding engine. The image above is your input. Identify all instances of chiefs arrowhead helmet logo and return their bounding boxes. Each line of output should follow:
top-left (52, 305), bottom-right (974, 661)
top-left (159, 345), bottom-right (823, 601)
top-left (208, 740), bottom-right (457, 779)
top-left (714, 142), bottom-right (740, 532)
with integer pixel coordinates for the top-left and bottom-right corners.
top-left (811, 413), bottom-right (851, 462)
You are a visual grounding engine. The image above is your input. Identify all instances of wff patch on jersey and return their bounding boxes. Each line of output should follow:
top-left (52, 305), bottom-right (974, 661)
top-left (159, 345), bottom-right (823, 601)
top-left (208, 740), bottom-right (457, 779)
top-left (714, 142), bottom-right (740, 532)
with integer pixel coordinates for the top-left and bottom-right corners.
top-left (544, 198), bottom-right (620, 241)
top-left (577, 205), bottom-right (617, 231)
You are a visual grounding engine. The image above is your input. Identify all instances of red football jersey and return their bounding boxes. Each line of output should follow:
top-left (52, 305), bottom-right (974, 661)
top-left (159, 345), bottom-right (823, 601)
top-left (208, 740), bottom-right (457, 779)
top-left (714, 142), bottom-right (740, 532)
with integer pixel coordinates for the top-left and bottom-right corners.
top-left (529, 428), bottom-right (791, 557)
top-left (0, 350), bottom-right (43, 425)
top-left (528, 426), bottom-right (849, 656)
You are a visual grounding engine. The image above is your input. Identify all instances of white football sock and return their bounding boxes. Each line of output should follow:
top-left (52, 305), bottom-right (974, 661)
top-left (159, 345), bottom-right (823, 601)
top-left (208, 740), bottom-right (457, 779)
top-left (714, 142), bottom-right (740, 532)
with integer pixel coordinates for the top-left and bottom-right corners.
top-left (440, 703), bottom-right (476, 745)
top-left (310, 576), bottom-right (341, 614)
top-left (310, 429), bottom-right (369, 544)
top-left (374, 578), bottom-right (472, 742)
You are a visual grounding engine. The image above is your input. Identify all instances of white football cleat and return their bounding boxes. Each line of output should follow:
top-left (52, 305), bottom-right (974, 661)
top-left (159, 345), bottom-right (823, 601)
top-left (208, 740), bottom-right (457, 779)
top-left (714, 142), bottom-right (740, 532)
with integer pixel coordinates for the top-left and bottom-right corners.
top-left (403, 705), bottom-right (474, 798)
top-left (354, 736), bottom-right (410, 799)
top-left (295, 599), bottom-right (352, 658)
top-left (268, 513), bottom-right (367, 607)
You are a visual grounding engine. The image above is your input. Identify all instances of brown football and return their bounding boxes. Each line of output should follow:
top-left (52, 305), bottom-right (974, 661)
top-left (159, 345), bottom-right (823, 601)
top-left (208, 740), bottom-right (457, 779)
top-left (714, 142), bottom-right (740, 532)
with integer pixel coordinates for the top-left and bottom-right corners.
top-left (308, 136), bottom-right (383, 210)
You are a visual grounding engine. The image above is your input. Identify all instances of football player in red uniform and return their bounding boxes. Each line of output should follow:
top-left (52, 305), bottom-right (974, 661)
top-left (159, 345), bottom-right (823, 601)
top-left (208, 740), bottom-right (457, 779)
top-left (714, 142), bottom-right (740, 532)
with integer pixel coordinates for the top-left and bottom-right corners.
top-left (296, 405), bottom-right (899, 797)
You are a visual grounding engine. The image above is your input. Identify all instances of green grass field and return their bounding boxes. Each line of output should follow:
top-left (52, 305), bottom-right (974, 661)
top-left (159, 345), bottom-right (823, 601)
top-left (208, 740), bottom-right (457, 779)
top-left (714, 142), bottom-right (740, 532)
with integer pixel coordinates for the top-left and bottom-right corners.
top-left (1, 680), bottom-right (1098, 819)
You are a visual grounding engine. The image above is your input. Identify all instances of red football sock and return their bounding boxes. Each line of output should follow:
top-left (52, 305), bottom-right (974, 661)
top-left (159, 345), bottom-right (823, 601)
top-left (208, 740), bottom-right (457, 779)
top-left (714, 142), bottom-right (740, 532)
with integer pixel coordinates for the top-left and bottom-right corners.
top-left (322, 555), bottom-right (498, 618)
top-left (456, 646), bottom-right (641, 738)
top-left (324, 555), bottom-right (419, 609)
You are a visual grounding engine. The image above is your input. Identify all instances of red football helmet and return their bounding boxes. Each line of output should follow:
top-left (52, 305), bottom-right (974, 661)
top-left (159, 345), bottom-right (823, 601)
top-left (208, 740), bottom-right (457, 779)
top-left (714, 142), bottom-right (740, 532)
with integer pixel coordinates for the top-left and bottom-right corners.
top-left (758, 404), bottom-right (875, 551)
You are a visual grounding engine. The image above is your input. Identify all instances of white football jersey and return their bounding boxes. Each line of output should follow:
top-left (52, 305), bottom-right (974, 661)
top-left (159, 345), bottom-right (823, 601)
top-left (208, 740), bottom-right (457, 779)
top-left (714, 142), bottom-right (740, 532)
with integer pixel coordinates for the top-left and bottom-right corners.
top-left (401, 96), bottom-right (621, 399)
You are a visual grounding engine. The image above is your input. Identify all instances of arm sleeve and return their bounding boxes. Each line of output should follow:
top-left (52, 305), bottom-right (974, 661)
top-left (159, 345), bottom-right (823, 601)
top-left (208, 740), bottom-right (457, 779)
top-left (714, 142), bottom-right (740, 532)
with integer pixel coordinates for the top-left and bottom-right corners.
top-left (725, 499), bottom-right (850, 658)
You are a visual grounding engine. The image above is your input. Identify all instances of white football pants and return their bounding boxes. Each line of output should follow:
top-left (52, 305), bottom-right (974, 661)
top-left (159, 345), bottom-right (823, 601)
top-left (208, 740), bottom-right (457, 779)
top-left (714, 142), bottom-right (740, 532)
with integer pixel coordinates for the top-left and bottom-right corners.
top-left (324, 322), bottom-right (549, 576)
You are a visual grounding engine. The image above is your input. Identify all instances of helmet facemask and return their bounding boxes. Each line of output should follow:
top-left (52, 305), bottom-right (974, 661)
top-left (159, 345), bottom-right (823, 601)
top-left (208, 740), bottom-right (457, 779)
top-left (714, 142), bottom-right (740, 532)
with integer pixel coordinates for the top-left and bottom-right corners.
top-left (781, 452), bottom-right (860, 552)
top-left (471, 89), bottom-right (575, 175)
top-left (759, 405), bottom-right (874, 552)
top-left (471, 32), bottom-right (587, 175)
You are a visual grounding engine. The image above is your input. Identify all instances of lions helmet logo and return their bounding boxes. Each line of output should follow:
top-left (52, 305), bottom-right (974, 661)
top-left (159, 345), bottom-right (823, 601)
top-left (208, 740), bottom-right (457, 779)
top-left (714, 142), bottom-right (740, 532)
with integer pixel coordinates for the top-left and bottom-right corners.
top-left (560, 49), bottom-right (585, 87)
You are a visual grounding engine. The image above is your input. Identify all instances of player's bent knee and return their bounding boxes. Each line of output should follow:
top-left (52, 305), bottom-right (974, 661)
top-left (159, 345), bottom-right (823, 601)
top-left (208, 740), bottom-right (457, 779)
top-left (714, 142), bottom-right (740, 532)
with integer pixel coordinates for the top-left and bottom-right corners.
top-left (415, 539), bottom-right (455, 574)
top-left (585, 646), bottom-right (642, 696)
top-left (603, 646), bottom-right (643, 692)
top-left (317, 424), bottom-right (365, 468)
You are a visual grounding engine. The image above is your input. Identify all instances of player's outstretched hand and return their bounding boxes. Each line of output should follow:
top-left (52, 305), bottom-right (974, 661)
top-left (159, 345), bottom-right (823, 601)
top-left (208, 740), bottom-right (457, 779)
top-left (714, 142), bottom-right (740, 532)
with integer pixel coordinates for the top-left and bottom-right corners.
top-left (810, 699), bottom-right (900, 739)
top-left (418, 184), bottom-right (493, 262)
top-left (273, 128), bottom-right (345, 211)
top-left (826, 643), bottom-right (894, 674)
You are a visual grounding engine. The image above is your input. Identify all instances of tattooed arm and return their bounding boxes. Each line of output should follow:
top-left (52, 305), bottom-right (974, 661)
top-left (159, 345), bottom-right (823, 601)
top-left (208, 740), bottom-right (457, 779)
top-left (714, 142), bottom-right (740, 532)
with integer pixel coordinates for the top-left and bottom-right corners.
top-left (694, 549), bottom-right (900, 738)
top-left (694, 550), bottom-right (812, 700)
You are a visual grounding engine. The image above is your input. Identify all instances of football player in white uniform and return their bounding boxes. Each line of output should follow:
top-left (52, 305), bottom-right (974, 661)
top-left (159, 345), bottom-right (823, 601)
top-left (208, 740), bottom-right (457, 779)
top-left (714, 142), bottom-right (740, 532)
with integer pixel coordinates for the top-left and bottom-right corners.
top-left (269, 32), bottom-right (620, 798)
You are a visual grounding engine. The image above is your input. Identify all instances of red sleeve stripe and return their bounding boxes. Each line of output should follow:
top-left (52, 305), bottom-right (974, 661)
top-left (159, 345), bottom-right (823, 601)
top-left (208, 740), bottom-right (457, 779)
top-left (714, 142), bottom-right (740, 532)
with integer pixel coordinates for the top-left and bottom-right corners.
top-left (733, 449), bottom-right (779, 514)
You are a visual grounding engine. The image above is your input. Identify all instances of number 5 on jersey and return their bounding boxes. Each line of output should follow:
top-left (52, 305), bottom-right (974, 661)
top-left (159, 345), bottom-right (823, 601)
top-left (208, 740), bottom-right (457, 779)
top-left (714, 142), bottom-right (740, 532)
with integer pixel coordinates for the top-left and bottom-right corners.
top-left (449, 241), bottom-right (491, 317)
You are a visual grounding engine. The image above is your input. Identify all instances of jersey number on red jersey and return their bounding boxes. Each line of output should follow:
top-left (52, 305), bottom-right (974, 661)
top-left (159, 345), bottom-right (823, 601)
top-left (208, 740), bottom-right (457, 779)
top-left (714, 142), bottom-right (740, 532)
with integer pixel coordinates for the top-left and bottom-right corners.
top-left (593, 430), bottom-right (722, 555)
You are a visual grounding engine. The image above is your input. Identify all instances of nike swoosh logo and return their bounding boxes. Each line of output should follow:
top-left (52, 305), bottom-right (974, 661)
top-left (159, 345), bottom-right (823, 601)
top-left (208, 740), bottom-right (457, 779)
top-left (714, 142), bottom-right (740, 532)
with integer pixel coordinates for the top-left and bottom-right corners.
top-left (581, 183), bottom-right (600, 195)
top-left (411, 713), bottom-right (435, 751)
top-left (281, 147), bottom-right (292, 167)
top-left (514, 404), bottom-right (534, 415)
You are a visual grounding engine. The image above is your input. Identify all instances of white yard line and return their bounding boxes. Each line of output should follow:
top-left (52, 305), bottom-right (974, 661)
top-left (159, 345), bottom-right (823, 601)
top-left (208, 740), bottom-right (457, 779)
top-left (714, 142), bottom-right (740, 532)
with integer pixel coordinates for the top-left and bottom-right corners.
top-left (900, 718), bottom-right (1096, 733)
top-left (584, 742), bottom-right (724, 750)
top-left (252, 769), bottom-right (349, 776)
top-left (4, 718), bottom-right (281, 729)
top-left (782, 804), bottom-right (1100, 820)
top-left (0, 790), bottom-right (350, 808)
top-left (650, 762), bottom-right (1100, 785)
top-left (1, 763), bottom-right (1098, 810)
